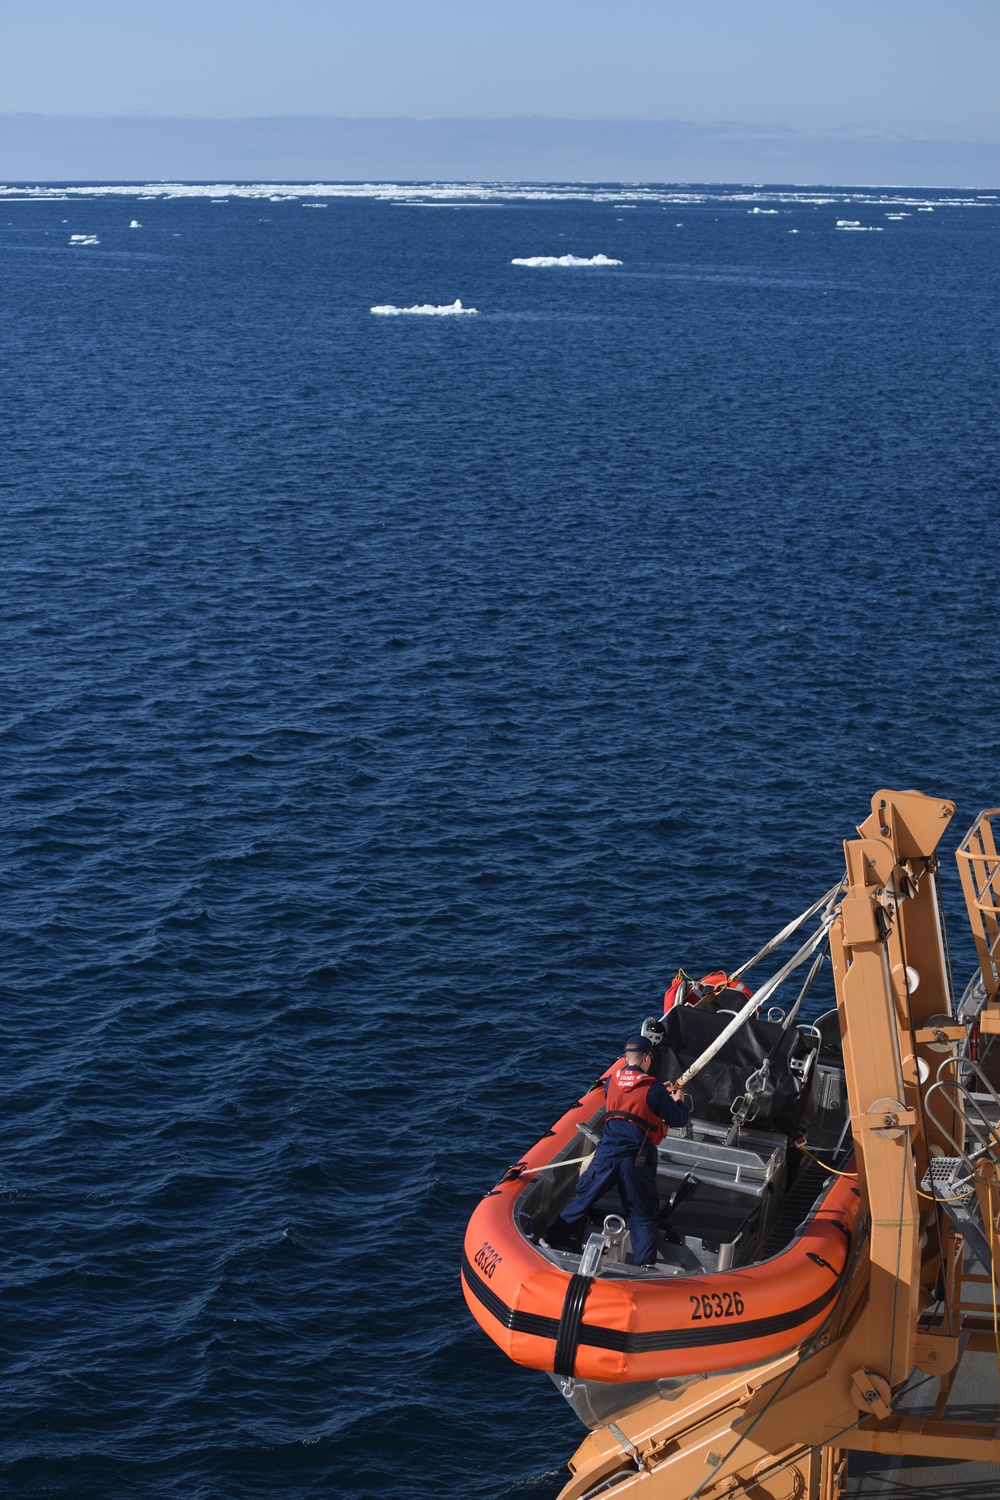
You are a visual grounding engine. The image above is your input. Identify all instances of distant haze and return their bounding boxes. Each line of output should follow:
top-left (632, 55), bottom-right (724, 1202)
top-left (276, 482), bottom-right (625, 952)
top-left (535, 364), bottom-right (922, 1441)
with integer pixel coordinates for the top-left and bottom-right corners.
top-left (1, 116), bottom-right (998, 188)
top-left (1, 0), bottom-right (998, 187)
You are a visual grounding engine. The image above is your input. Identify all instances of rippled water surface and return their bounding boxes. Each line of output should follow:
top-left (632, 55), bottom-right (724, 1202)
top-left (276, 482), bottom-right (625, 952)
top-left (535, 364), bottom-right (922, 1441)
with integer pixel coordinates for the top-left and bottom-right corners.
top-left (1, 181), bottom-right (999, 1498)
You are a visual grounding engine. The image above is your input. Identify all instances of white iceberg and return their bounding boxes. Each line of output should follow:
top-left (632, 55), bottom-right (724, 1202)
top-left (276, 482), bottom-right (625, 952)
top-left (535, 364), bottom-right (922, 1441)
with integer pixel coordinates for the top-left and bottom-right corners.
top-left (129, 219), bottom-right (141, 228)
top-left (68, 233), bottom-right (99, 245)
top-left (510, 253), bottom-right (622, 267)
top-left (370, 298), bottom-right (478, 316)
top-left (836, 220), bottom-right (883, 232)
top-left (748, 207), bottom-right (779, 215)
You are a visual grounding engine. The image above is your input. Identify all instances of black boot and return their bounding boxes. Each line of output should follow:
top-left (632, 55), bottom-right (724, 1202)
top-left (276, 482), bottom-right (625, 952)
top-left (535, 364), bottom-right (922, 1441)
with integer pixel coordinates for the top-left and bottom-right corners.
top-left (540, 1216), bottom-right (583, 1252)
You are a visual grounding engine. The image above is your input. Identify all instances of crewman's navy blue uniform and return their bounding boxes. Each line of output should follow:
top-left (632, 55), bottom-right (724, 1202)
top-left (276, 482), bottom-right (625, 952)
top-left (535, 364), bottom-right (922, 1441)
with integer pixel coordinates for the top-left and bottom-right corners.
top-left (549, 1058), bottom-right (689, 1267)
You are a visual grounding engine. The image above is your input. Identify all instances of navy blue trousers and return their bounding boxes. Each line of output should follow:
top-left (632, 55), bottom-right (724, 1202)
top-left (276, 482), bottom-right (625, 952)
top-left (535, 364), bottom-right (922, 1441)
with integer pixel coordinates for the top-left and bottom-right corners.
top-left (558, 1143), bottom-right (660, 1266)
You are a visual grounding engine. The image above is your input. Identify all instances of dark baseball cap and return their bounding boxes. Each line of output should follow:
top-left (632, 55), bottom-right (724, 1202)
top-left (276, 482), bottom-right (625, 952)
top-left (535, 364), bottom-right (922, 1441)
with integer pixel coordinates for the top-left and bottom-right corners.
top-left (624, 1033), bottom-right (654, 1053)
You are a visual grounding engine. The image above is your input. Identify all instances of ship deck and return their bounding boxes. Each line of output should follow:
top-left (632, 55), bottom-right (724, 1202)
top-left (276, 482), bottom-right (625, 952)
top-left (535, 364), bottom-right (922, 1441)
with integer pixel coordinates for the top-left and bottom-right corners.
top-left (847, 1028), bottom-right (1000, 1499)
top-left (846, 1317), bottom-right (1000, 1497)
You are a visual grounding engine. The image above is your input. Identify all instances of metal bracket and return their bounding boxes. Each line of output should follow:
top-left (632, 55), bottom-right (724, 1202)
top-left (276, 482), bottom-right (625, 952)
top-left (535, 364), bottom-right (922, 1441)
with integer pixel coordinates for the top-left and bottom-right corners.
top-left (841, 893), bottom-right (881, 946)
top-left (858, 1099), bottom-right (917, 1139)
top-left (607, 1421), bottom-right (648, 1472)
top-left (979, 1004), bottom-right (1000, 1035)
top-left (851, 1368), bottom-right (892, 1421)
top-left (912, 1331), bottom-right (959, 1375)
top-left (914, 1019), bottom-right (967, 1051)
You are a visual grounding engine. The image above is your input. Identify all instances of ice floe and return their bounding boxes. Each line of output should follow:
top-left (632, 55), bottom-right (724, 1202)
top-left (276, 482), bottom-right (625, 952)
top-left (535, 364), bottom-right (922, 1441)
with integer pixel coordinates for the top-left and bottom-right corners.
top-left (510, 253), bottom-right (622, 267)
top-left (0, 182), bottom-right (993, 216)
top-left (748, 207), bottom-right (779, 214)
top-left (836, 220), bottom-right (883, 232)
top-left (68, 233), bottom-right (99, 245)
top-left (370, 299), bottom-right (478, 316)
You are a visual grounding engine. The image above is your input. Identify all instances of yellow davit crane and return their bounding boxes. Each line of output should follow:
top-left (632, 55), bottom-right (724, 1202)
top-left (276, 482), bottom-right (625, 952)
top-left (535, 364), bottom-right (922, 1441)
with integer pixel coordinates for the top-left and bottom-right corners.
top-left (555, 789), bottom-right (1000, 1500)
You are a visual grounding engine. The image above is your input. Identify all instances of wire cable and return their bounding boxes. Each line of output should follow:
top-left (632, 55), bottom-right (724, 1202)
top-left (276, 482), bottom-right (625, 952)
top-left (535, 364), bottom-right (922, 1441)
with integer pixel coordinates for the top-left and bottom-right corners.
top-left (681, 1218), bottom-right (871, 1500)
top-left (886, 1139), bottom-right (909, 1386)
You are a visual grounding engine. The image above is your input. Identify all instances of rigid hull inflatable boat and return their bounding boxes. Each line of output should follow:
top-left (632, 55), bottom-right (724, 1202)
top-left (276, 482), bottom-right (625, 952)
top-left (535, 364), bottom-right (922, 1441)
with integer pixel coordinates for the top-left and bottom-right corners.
top-left (462, 899), bottom-right (860, 1426)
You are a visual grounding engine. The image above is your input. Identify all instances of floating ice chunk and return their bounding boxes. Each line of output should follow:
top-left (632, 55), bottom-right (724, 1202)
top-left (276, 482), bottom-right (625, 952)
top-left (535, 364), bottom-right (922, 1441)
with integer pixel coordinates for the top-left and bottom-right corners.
top-left (129, 219), bottom-right (141, 228)
top-left (885, 213), bottom-right (909, 220)
top-left (918, 206), bottom-right (934, 212)
top-left (68, 233), bottom-right (99, 245)
top-left (748, 207), bottom-right (779, 214)
top-left (0, 183), bottom-right (992, 213)
top-left (510, 253), bottom-right (622, 267)
top-left (836, 220), bottom-right (883, 232)
top-left (370, 298), bottom-right (478, 316)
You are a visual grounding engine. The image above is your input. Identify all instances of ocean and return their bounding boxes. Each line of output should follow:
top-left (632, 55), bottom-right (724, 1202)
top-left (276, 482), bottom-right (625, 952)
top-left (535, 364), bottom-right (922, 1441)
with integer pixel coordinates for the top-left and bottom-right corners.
top-left (1, 179), bottom-right (998, 1499)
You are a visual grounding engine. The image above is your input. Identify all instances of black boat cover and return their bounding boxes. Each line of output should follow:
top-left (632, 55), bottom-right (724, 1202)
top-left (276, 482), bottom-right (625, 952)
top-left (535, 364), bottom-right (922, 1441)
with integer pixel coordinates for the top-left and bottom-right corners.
top-left (654, 1005), bottom-right (818, 1135)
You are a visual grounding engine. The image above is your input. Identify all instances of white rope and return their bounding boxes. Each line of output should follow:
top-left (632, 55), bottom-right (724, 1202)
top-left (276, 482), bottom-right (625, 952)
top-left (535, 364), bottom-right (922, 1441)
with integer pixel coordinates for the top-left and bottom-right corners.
top-left (520, 884), bottom-right (843, 1170)
top-left (675, 915), bottom-right (836, 1088)
top-left (518, 1153), bottom-right (593, 1175)
top-left (727, 882), bottom-right (842, 985)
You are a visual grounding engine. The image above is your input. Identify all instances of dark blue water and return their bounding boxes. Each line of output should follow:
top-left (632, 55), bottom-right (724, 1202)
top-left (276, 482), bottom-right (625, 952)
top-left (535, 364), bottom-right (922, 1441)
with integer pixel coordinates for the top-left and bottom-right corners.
top-left (1, 180), bottom-right (998, 1499)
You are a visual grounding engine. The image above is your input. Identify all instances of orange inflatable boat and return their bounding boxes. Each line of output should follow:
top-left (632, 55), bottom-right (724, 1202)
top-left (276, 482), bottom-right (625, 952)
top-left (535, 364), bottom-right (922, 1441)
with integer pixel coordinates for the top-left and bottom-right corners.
top-left (463, 995), bottom-right (858, 1419)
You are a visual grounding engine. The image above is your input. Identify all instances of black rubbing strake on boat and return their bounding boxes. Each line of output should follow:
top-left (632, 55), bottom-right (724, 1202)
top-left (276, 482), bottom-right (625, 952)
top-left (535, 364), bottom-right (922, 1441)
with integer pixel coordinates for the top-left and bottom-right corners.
top-left (461, 1255), bottom-right (843, 1354)
top-left (461, 1256), bottom-right (559, 1338)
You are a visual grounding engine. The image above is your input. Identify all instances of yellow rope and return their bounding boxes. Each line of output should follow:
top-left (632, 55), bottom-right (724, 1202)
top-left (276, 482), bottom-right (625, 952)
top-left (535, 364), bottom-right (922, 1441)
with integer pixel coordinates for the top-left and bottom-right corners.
top-left (989, 1190), bottom-right (1000, 1389)
top-left (797, 1143), bottom-right (975, 1202)
top-left (797, 1144), bottom-right (858, 1178)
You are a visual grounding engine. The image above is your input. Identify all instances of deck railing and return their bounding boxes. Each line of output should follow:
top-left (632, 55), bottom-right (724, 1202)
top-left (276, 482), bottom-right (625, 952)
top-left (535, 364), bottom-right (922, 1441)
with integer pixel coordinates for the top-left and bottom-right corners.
top-left (956, 808), bottom-right (1000, 1005)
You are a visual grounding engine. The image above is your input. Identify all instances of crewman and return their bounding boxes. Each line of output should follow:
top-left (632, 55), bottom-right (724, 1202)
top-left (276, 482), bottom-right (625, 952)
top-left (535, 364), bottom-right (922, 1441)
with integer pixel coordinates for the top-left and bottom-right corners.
top-left (543, 1034), bottom-right (689, 1268)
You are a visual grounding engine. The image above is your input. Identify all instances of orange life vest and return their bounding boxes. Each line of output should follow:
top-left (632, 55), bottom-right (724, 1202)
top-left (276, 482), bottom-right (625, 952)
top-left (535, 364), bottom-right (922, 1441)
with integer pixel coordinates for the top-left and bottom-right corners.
top-left (604, 1063), bottom-right (669, 1145)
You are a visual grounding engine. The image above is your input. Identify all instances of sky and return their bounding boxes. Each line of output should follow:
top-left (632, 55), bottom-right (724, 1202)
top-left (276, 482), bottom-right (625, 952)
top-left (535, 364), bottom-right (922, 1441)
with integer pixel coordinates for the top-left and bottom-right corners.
top-left (2, 0), bottom-right (998, 138)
